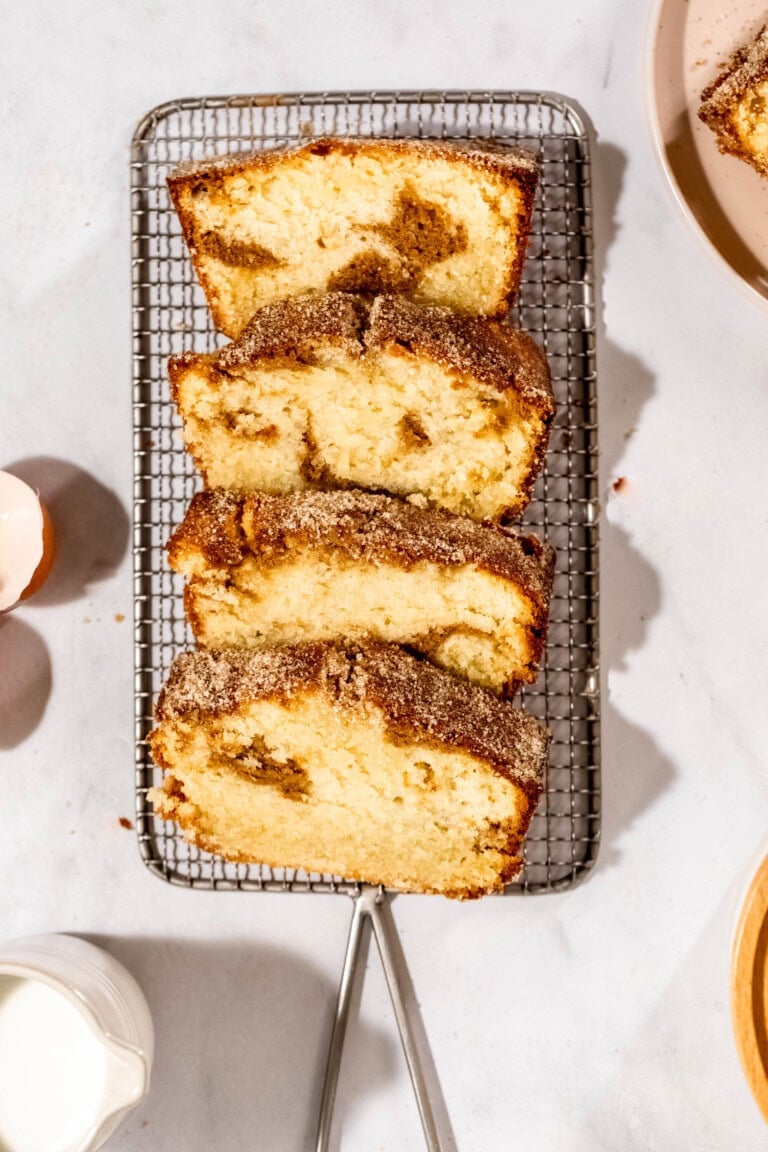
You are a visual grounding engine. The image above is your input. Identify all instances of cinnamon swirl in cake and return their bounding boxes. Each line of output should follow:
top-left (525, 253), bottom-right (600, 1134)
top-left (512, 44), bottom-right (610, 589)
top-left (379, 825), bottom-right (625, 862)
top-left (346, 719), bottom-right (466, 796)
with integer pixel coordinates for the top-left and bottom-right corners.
top-left (168, 136), bottom-right (539, 336)
top-left (149, 642), bottom-right (549, 898)
top-left (168, 489), bottom-right (554, 696)
top-left (170, 292), bottom-right (554, 523)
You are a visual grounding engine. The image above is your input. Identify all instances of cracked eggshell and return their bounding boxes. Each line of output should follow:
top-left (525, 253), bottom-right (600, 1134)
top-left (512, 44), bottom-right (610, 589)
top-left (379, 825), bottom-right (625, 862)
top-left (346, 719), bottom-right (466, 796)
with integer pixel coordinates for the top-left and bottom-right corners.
top-left (0, 472), bottom-right (55, 611)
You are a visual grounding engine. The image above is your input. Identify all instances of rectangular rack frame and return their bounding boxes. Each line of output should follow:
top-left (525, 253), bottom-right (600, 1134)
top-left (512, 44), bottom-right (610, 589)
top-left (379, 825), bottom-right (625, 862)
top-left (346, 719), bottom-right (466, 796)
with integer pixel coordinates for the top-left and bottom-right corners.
top-left (131, 90), bottom-right (600, 895)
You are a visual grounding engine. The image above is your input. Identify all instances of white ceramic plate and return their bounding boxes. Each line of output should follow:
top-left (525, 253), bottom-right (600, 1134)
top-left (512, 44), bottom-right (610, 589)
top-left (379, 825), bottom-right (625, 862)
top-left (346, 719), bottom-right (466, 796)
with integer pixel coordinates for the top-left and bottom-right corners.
top-left (647, 0), bottom-right (768, 308)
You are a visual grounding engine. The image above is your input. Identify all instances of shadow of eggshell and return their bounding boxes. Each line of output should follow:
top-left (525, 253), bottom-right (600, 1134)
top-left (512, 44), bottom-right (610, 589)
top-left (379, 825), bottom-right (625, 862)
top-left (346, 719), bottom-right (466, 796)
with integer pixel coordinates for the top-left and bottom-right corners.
top-left (0, 617), bottom-right (52, 749)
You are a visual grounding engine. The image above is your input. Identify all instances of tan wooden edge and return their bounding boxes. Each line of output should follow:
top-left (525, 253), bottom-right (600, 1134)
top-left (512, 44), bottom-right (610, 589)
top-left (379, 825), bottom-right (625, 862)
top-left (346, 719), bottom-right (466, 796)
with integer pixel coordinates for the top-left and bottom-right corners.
top-left (732, 854), bottom-right (768, 1125)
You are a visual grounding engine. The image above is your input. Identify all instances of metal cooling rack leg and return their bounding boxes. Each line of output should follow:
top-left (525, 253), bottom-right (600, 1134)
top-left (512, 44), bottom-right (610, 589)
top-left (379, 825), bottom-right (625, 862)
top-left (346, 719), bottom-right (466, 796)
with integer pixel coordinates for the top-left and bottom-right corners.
top-left (367, 888), bottom-right (442, 1151)
top-left (315, 885), bottom-right (442, 1152)
top-left (315, 887), bottom-right (368, 1151)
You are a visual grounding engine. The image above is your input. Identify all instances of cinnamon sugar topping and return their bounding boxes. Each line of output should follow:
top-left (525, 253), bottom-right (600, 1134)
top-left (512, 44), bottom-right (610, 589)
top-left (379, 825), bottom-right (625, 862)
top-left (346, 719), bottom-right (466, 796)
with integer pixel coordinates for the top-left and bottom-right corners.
top-left (168, 488), bottom-right (555, 605)
top-left (368, 295), bottom-right (554, 407)
top-left (155, 642), bottom-right (549, 796)
top-left (207, 290), bottom-right (553, 415)
top-left (169, 136), bottom-right (539, 184)
top-left (216, 292), bottom-right (366, 369)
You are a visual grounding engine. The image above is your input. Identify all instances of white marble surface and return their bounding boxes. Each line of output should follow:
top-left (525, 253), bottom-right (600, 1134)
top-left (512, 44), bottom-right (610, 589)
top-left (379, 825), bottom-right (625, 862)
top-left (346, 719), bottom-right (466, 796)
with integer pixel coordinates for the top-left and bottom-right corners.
top-left (2, 1), bottom-right (768, 1148)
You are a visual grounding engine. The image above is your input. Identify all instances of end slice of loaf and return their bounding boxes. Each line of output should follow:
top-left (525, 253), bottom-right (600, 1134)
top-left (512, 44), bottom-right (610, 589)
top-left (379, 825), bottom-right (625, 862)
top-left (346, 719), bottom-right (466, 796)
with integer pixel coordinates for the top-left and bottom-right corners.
top-left (168, 136), bottom-right (539, 336)
top-left (148, 642), bottom-right (549, 897)
top-left (170, 292), bottom-right (554, 523)
top-left (168, 489), bottom-right (554, 696)
top-left (699, 24), bottom-right (768, 178)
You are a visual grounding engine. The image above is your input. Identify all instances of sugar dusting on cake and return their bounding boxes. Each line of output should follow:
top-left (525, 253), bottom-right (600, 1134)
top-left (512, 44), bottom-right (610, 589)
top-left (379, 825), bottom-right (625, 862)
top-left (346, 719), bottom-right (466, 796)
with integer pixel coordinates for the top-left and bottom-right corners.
top-left (169, 488), bottom-right (555, 604)
top-left (154, 642), bottom-right (549, 797)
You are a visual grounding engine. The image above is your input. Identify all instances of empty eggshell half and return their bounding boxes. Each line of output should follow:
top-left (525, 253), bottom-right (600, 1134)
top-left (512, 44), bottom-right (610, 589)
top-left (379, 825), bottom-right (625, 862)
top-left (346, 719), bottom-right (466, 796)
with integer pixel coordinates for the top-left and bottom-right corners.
top-left (0, 472), bottom-right (54, 610)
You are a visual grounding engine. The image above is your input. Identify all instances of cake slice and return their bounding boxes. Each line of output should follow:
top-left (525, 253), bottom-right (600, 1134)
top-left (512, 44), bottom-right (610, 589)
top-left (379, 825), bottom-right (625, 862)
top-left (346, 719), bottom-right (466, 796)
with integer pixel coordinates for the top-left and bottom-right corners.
top-left (168, 489), bottom-right (554, 696)
top-left (169, 292), bottom-right (554, 523)
top-left (699, 23), bottom-right (768, 178)
top-left (148, 643), bottom-right (550, 897)
top-left (168, 136), bottom-right (539, 337)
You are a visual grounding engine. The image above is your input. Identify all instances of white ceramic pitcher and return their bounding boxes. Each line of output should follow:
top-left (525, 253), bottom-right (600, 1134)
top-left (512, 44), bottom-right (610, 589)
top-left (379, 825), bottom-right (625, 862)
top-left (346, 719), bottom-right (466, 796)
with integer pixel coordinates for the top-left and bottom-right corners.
top-left (0, 934), bottom-right (153, 1152)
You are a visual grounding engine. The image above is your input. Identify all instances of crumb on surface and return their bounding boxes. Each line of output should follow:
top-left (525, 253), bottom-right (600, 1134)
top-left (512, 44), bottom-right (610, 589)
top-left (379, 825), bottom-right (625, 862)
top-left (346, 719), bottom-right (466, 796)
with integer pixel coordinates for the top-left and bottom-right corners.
top-left (612, 476), bottom-right (627, 492)
top-left (115, 613), bottom-right (125, 623)
top-left (118, 816), bottom-right (134, 830)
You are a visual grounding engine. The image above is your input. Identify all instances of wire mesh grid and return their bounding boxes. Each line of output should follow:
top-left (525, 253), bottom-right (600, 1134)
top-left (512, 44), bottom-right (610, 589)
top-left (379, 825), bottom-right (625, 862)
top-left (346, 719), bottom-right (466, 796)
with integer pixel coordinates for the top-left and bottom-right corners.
top-left (131, 90), bottom-right (600, 895)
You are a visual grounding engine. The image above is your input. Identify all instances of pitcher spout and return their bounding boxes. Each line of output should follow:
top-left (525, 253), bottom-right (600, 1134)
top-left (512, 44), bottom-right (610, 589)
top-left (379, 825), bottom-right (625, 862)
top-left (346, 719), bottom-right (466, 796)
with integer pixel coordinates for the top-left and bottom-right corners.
top-left (88, 1037), bottom-right (149, 1149)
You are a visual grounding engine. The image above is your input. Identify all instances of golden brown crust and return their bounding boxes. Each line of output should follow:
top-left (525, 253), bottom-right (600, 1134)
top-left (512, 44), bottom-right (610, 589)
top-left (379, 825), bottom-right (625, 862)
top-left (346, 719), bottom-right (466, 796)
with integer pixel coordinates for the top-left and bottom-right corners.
top-left (172, 289), bottom-right (554, 416)
top-left (355, 643), bottom-right (548, 801)
top-left (167, 292), bottom-right (554, 523)
top-left (168, 487), bottom-right (555, 620)
top-left (367, 295), bottom-right (554, 411)
top-left (153, 642), bottom-right (549, 801)
top-left (168, 135), bottom-right (539, 189)
top-left (170, 488), bottom-right (246, 570)
top-left (154, 644), bottom-right (328, 720)
top-left (167, 137), bottom-right (540, 327)
top-left (215, 291), bottom-right (366, 369)
top-left (699, 23), bottom-right (768, 175)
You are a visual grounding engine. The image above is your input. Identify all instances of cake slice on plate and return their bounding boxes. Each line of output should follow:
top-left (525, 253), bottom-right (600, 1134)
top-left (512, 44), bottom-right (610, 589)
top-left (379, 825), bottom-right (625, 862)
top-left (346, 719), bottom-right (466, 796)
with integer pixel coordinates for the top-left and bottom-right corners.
top-left (699, 23), bottom-right (768, 178)
top-left (148, 642), bottom-right (550, 898)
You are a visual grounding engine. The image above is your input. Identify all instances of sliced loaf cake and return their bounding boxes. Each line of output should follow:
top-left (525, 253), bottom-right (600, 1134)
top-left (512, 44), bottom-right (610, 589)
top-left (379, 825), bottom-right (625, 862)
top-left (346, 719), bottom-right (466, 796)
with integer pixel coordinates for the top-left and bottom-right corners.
top-left (699, 23), bottom-right (768, 179)
top-left (149, 642), bottom-right (549, 898)
top-left (168, 136), bottom-right (539, 336)
top-left (168, 489), bottom-right (554, 696)
top-left (170, 292), bottom-right (554, 523)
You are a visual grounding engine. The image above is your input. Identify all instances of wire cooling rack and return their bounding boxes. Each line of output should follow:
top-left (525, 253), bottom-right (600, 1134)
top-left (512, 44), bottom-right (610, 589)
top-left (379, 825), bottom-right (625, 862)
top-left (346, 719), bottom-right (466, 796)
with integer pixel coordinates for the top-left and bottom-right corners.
top-left (131, 90), bottom-right (600, 895)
